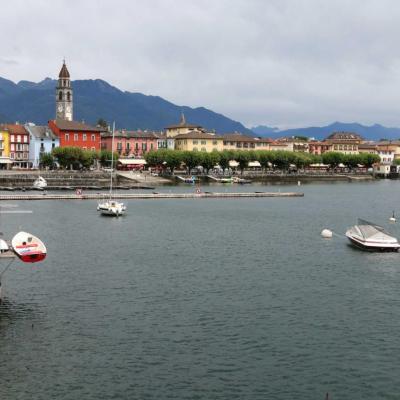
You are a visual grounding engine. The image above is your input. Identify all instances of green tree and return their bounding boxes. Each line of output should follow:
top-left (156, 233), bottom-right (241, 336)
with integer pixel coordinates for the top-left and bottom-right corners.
top-left (235, 151), bottom-right (250, 174)
top-left (321, 152), bottom-right (345, 168)
top-left (200, 151), bottom-right (220, 174)
top-left (97, 118), bottom-right (108, 129)
top-left (39, 152), bottom-right (54, 169)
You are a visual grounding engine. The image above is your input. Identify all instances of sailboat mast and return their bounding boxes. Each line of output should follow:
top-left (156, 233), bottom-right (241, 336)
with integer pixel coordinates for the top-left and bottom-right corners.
top-left (110, 122), bottom-right (115, 198)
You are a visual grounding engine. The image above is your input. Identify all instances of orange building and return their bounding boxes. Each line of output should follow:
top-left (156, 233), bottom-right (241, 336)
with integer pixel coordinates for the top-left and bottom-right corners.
top-left (48, 119), bottom-right (104, 151)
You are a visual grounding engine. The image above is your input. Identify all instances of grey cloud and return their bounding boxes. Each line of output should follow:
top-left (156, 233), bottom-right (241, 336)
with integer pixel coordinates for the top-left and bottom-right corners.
top-left (1, 0), bottom-right (400, 128)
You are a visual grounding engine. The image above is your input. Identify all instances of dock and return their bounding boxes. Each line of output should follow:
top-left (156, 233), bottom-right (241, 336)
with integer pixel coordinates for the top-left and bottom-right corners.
top-left (0, 192), bottom-right (304, 201)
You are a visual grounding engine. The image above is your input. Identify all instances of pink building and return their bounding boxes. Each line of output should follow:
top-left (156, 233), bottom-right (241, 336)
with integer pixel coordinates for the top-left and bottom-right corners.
top-left (101, 130), bottom-right (159, 157)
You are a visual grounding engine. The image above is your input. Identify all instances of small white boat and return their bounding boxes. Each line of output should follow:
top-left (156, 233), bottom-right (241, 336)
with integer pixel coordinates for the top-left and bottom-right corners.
top-left (11, 231), bottom-right (47, 262)
top-left (97, 200), bottom-right (126, 216)
top-left (389, 211), bottom-right (396, 222)
top-left (346, 219), bottom-right (400, 251)
top-left (97, 122), bottom-right (127, 217)
top-left (33, 176), bottom-right (47, 190)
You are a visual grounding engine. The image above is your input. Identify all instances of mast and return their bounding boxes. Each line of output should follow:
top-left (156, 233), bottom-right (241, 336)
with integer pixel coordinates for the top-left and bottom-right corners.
top-left (110, 122), bottom-right (115, 199)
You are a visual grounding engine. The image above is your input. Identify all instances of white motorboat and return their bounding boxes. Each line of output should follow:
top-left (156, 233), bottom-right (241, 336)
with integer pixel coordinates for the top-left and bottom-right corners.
top-left (11, 231), bottom-right (47, 262)
top-left (33, 176), bottom-right (47, 190)
top-left (97, 122), bottom-right (126, 217)
top-left (345, 219), bottom-right (400, 251)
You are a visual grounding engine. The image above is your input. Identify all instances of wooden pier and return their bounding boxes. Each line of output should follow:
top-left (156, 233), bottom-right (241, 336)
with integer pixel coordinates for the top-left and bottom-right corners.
top-left (0, 191), bottom-right (304, 201)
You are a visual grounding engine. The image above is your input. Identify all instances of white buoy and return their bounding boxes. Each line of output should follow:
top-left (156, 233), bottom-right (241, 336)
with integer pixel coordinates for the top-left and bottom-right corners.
top-left (321, 229), bottom-right (333, 238)
top-left (298, 181), bottom-right (301, 186)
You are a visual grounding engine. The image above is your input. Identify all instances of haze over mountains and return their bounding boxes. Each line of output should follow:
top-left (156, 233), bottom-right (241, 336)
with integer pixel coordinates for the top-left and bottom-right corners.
top-left (0, 77), bottom-right (252, 134)
top-left (251, 123), bottom-right (400, 141)
top-left (1, 76), bottom-right (400, 141)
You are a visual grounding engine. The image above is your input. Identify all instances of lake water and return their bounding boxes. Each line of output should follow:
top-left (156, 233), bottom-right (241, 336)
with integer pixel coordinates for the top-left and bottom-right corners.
top-left (1, 181), bottom-right (400, 399)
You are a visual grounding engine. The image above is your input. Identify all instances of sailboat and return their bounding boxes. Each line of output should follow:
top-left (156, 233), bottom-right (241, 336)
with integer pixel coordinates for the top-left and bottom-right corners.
top-left (97, 122), bottom-right (126, 216)
top-left (33, 176), bottom-right (47, 190)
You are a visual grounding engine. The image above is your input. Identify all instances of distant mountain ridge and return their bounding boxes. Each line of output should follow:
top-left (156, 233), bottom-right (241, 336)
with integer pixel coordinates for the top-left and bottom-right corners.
top-left (0, 77), bottom-right (253, 134)
top-left (251, 122), bottom-right (400, 141)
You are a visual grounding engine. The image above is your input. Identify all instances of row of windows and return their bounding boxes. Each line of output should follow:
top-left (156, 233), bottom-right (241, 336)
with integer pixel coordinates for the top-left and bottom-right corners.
top-left (10, 152), bottom-right (29, 159)
top-left (10, 144), bottom-right (29, 151)
top-left (116, 143), bottom-right (154, 151)
top-left (10, 135), bottom-right (28, 143)
top-left (82, 147), bottom-right (96, 151)
top-left (65, 133), bottom-right (97, 141)
top-left (58, 91), bottom-right (71, 101)
top-left (333, 144), bottom-right (357, 151)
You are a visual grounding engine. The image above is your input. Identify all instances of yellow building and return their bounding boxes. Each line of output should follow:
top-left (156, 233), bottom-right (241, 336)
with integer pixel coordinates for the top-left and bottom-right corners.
top-left (323, 132), bottom-right (362, 154)
top-left (165, 113), bottom-right (205, 138)
top-left (0, 125), bottom-right (12, 169)
top-left (174, 131), bottom-right (224, 152)
top-left (222, 134), bottom-right (271, 151)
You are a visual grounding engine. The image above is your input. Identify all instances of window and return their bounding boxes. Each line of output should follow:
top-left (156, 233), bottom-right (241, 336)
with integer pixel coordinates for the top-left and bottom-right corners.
top-left (193, 140), bottom-right (198, 145)
top-left (83, 147), bottom-right (87, 150)
top-left (126, 142), bottom-right (130, 150)
top-left (91, 134), bottom-right (95, 141)
top-left (17, 135), bottom-right (21, 143)
top-left (65, 133), bottom-right (69, 141)
top-left (150, 143), bottom-right (154, 150)
top-left (91, 147), bottom-right (95, 151)
top-left (135, 143), bottom-right (139, 150)
top-left (193, 147), bottom-right (198, 151)
top-left (74, 134), bottom-right (78, 141)
top-left (52, 143), bottom-right (55, 149)
top-left (10, 144), bottom-right (14, 151)
top-left (142, 143), bottom-right (147, 151)
top-left (201, 140), bottom-right (206, 145)
top-left (117, 142), bottom-right (122, 150)
top-left (67, 92), bottom-right (71, 101)
top-left (10, 153), bottom-right (14, 159)
top-left (40, 144), bottom-right (45, 152)
top-left (83, 134), bottom-right (87, 141)
top-left (201, 147), bottom-right (206, 152)
top-left (11, 135), bottom-right (14, 142)
top-left (59, 91), bottom-right (62, 101)
top-left (212, 140), bottom-right (218, 145)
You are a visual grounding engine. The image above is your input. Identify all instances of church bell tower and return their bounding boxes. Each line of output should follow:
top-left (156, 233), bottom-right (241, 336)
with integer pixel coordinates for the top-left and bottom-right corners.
top-left (56, 60), bottom-right (73, 121)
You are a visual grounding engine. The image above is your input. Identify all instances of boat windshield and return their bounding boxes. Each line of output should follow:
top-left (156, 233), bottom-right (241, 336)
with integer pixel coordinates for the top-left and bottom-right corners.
top-left (357, 219), bottom-right (390, 239)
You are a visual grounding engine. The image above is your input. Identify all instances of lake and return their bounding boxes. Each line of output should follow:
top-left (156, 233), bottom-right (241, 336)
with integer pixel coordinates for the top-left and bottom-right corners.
top-left (1, 180), bottom-right (400, 399)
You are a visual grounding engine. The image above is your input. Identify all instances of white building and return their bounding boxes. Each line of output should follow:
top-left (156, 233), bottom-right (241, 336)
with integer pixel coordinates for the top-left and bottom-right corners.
top-left (25, 124), bottom-right (59, 168)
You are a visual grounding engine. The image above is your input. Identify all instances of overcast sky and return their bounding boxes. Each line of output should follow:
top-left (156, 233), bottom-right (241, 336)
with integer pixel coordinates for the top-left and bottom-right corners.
top-left (1, 0), bottom-right (400, 128)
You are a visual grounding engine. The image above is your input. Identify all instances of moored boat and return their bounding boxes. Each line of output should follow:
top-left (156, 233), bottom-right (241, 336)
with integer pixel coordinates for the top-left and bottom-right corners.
top-left (33, 176), bottom-right (47, 190)
top-left (11, 231), bottom-right (47, 262)
top-left (345, 219), bottom-right (400, 251)
top-left (97, 200), bottom-right (126, 216)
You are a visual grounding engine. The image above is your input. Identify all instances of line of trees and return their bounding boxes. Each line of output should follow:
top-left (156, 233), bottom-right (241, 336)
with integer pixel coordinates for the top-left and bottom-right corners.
top-left (144, 149), bottom-right (381, 173)
top-left (39, 147), bottom-right (119, 170)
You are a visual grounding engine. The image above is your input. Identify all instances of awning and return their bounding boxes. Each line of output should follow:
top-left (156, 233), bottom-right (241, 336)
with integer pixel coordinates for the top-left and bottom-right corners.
top-left (248, 161), bottom-right (261, 167)
top-left (0, 158), bottom-right (12, 164)
top-left (229, 160), bottom-right (239, 167)
top-left (118, 158), bottom-right (147, 165)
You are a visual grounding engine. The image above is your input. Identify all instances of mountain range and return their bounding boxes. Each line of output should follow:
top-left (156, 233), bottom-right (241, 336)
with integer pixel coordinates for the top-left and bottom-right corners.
top-left (0, 77), bottom-right (252, 134)
top-left (1, 75), bottom-right (400, 141)
top-left (251, 122), bottom-right (400, 141)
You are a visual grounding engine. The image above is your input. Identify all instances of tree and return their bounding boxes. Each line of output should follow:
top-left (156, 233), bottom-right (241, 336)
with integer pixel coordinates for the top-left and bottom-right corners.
top-left (181, 151), bottom-right (202, 173)
top-left (99, 150), bottom-right (119, 167)
top-left (39, 152), bottom-right (54, 169)
top-left (219, 150), bottom-right (233, 173)
top-left (97, 118), bottom-right (108, 129)
top-left (235, 151), bottom-right (250, 174)
top-left (200, 151), bottom-right (220, 174)
top-left (321, 152), bottom-right (345, 168)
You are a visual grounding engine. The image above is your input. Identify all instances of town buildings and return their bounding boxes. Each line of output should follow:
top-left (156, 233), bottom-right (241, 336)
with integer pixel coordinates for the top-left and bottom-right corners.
top-left (174, 131), bottom-right (224, 152)
top-left (0, 124), bottom-right (30, 168)
top-left (25, 124), bottom-right (59, 168)
top-left (48, 119), bottom-right (103, 151)
top-left (165, 113), bottom-right (205, 137)
top-left (101, 130), bottom-right (159, 157)
top-left (222, 134), bottom-right (271, 151)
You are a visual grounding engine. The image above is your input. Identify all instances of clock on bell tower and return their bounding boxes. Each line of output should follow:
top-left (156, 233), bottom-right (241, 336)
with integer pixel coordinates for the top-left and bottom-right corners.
top-left (56, 60), bottom-right (73, 121)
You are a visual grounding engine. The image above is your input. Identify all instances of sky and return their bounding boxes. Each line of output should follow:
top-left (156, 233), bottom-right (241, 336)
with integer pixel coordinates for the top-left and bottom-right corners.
top-left (1, 0), bottom-right (400, 129)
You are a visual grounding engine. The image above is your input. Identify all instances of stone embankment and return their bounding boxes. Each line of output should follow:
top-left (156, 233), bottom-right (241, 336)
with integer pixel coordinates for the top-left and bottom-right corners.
top-left (0, 171), bottom-right (156, 190)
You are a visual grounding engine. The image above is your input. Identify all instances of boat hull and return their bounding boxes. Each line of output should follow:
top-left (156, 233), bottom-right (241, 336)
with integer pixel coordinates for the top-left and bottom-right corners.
top-left (346, 233), bottom-right (400, 252)
top-left (11, 231), bottom-right (47, 263)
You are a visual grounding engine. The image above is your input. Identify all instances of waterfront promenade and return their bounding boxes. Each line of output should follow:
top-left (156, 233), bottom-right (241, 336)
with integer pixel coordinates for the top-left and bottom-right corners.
top-left (0, 191), bottom-right (304, 201)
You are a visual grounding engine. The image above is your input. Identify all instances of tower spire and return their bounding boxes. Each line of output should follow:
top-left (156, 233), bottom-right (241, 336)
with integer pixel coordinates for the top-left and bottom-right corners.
top-left (180, 111), bottom-right (186, 126)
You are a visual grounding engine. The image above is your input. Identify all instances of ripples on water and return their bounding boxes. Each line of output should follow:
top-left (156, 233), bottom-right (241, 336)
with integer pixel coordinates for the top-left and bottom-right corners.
top-left (1, 182), bottom-right (400, 399)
